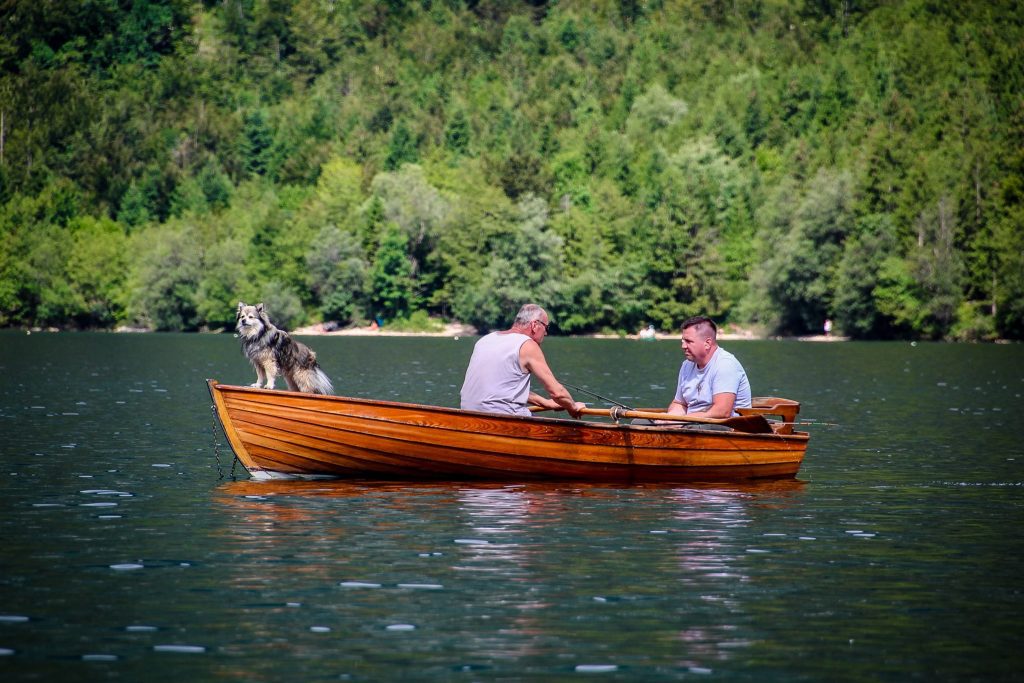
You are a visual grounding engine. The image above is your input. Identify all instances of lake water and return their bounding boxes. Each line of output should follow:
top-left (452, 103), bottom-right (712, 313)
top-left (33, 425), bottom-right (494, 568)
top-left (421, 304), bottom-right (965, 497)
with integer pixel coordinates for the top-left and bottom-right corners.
top-left (1, 331), bottom-right (1021, 681)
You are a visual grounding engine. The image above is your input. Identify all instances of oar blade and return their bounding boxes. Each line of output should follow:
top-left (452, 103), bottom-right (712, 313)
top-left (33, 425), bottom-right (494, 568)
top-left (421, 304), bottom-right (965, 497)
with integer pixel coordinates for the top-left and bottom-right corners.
top-left (724, 415), bottom-right (774, 434)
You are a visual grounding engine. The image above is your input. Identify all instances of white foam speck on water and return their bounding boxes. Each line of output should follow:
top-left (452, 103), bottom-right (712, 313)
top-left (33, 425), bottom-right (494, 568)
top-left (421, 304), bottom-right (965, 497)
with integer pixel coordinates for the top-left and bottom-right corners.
top-left (126, 625), bottom-right (157, 632)
top-left (151, 464), bottom-right (171, 468)
top-left (385, 624), bottom-right (416, 631)
top-left (799, 536), bottom-right (817, 541)
top-left (593, 597), bottom-right (608, 602)
top-left (689, 667), bottom-right (713, 675)
top-left (30, 406), bottom-right (45, 409)
top-left (310, 626), bottom-right (331, 633)
top-left (397, 583), bottom-right (443, 590)
top-left (244, 495), bottom-right (266, 500)
top-left (575, 664), bottom-right (618, 673)
top-left (82, 654), bottom-right (118, 661)
top-left (110, 563), bottom-right (144, 571)
top-left (286, 602), bottom-right (301, 607)
top-left (81, 502), bottom-right (118, 507)
top-left (845, 530), bottom-right (864, 534)
top-left (649, 530), bottom-right (668, 534)
top-left (98, 515), bottom-right (122, 520)
top-left (61, 412), bottom-right (79, 416)
top-left (454, 538), bottom-right (489, 545)
top-left (763, 533), bottom-right (786, 537)
top-left (0, 615), bottom-right (29, 623)
top-left (0, 648), bottom-right (14, 655)
top-left (153, 645), bottom-right (205, 654)
top-left (745, 549), bottom-right (769, 553)
top-left (339, 581), bottom-right (381, 588)
top-left (116, 401), bottom-right (126, 405)
top-left (32, 503), bottom-right (63, 507)
top-left (76, 401), bottom-right (87, 405)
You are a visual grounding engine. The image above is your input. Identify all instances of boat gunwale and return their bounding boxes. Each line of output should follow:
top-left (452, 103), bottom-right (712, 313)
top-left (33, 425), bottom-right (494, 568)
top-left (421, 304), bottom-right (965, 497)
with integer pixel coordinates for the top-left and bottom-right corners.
top-left (208, 380), bottom-right (810, 443)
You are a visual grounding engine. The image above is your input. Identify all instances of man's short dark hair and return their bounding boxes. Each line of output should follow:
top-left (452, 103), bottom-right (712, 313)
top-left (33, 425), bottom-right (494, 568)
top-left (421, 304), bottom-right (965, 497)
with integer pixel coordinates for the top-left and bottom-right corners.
top-left (681, 315), bottom-right (717, 339)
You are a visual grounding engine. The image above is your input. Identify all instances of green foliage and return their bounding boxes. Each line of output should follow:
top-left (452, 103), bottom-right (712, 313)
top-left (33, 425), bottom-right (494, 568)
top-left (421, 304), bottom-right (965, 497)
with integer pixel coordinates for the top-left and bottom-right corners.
top-left (387, 309), bottom-right (445, 333)
top-left (306, 225), bottom-right (368, 324)
top-left (1, 0), bottom-right (1022, 340)
top-left (124, 222), bottom-right (202, 330)
top-left (369, 224), bottom-right (414, 322)
top-left (65, 216), bottom-right (129, 327)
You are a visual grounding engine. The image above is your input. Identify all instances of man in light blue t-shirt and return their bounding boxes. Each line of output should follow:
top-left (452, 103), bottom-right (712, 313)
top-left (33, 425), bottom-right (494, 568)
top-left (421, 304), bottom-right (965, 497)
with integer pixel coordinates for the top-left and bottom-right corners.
top-left (666, 315), bottom-right (751, 418)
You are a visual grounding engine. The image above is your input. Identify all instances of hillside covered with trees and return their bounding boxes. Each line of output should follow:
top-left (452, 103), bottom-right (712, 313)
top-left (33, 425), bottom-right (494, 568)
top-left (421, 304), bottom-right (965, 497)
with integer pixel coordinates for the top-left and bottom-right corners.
top-left (1, 0), bottom-right (1022, 339)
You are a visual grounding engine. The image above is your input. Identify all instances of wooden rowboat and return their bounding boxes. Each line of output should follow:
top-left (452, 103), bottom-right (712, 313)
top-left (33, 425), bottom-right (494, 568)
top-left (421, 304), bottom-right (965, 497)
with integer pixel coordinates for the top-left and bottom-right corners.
top-left (207, 379), bottom-right (810, 482)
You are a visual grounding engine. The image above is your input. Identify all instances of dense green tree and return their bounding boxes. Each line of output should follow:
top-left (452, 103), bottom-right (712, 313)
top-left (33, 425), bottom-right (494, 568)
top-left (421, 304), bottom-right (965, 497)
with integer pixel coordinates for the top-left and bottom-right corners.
top-left (452, 195), bottom-right (565, 332)
top-left (369, 224), bottom-right (414, 322)
top-left (117, 181), bottom-right (154, 228)
top-left (124, 223), bottom-right (202, 330)
top-left (384, 121), bottom-right (419, 171)
top-left (241, 109), bottom-right (274, 177)
top-left (0, 0), bottom-right (1021, 339)
top-left (306, 225), bottom-right (368, 324)
top-left (65, 216), bottom-right (129, 327)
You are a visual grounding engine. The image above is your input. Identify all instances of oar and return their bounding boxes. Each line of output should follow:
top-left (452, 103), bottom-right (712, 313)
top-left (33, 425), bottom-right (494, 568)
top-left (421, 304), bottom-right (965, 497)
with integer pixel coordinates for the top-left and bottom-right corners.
top-left (532, 405), bottom-right (772, 434)
top-left (577, 407), bottom-right (774, 434)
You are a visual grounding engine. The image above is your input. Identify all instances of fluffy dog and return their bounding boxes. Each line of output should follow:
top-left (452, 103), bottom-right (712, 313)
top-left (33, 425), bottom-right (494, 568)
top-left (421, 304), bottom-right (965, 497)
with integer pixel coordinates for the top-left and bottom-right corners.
top-left (235, 302), bottom-right (333, 394)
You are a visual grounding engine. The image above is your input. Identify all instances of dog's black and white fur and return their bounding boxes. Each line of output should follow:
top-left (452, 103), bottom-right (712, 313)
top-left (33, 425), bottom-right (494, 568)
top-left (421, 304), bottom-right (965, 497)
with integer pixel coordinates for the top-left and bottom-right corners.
top-left (235, 302), bottom-right (333, 394)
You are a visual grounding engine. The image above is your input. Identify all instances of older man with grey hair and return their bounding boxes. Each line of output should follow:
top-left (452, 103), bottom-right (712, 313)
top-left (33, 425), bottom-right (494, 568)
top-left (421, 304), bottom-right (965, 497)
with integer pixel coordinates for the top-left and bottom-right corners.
top-left (460, 303), bottom-right (585, 418)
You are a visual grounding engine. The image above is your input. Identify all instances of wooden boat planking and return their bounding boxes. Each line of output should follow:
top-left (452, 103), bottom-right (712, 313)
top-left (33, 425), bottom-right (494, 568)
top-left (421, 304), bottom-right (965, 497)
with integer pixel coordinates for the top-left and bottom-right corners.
top-left (208, 380), bottom-right (809, 482)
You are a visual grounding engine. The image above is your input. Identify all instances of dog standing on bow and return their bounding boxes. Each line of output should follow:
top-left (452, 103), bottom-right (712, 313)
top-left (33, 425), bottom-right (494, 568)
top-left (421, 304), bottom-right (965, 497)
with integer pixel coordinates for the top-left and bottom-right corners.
top-left (235, 302), bottom-right (333, 394)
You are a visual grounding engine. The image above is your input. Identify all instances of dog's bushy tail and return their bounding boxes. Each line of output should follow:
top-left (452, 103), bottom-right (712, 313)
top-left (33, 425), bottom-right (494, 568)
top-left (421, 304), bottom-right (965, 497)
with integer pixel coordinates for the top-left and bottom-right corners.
top-left (309, 367), bottom-right (334, 395)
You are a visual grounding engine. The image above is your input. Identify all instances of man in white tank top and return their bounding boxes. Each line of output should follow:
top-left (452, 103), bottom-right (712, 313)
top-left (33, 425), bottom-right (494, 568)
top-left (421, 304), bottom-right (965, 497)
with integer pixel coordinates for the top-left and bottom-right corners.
top-left (460, 304), bottom-right (585, 418)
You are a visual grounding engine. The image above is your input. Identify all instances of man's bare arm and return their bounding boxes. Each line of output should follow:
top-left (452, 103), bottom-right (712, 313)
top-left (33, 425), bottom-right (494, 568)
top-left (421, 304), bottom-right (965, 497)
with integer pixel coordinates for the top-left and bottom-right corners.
top-left (520, 341), bottom-right (584, 418)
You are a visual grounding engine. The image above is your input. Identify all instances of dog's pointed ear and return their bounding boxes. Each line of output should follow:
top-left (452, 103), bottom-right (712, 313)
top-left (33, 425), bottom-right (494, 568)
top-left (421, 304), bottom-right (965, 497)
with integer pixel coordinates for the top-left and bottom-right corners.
top-left (256, 303), bottom-right (265, 314)
top-left (236, 302), bottom-right (245, 318)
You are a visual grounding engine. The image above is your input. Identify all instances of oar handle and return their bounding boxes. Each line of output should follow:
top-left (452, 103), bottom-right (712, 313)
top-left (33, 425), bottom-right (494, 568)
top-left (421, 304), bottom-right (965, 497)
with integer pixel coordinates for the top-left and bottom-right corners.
top-left (579, 407), bottom-right (704, 422)
top-left (532, 405), bottom-right (772, 433)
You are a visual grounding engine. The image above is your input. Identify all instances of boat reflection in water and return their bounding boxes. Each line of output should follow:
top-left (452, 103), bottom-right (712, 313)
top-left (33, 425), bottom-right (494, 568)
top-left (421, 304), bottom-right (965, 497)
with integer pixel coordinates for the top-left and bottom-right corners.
top-left (210, 479), bottom-right (805, 673)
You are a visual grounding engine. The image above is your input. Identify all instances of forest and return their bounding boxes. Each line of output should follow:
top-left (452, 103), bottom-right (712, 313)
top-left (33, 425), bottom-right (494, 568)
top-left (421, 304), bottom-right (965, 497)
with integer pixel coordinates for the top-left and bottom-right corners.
top-left (1, 0), bottom-right (1022, 339)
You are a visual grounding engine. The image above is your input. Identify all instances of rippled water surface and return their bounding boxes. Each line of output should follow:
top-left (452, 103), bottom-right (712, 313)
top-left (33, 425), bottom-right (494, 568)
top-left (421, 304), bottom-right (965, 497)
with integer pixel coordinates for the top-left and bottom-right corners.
top-left (1, 331), bottom-right (1022, 681)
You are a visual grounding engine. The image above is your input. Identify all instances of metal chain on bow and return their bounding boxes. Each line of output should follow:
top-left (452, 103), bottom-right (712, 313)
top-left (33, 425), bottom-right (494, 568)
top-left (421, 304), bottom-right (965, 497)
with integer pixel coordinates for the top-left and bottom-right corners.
top-left (210, 404), bottom-right (238, 479)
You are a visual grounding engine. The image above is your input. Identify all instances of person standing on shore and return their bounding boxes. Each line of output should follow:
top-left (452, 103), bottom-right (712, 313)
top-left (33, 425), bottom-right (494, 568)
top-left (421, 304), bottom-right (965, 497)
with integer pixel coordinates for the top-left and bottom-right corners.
top-left (665, 315), bottom-right (751, 419)
top-left (460, 304), bottom-right (585, 418)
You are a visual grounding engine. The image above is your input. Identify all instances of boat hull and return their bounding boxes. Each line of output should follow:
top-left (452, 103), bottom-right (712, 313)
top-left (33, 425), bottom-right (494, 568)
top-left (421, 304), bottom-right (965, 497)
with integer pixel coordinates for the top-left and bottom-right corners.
top-left (208, 380), bottom-right (809, 482)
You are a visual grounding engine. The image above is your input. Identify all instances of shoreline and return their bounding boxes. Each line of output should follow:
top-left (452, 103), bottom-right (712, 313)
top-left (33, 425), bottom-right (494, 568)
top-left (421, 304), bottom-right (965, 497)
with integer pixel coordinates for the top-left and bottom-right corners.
top-left (21, 325), bottom-right (1016, 342)
top-left (14, 323), bottom-right (853, 341)
top-left (288, 323), bottom-right (850, 342)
